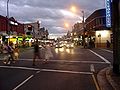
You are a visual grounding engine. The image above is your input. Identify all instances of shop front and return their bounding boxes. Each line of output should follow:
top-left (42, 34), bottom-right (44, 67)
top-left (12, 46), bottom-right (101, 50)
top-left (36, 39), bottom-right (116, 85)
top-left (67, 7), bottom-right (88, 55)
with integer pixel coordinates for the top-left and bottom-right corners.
top-left (95, 30), bottom-right (112, 48)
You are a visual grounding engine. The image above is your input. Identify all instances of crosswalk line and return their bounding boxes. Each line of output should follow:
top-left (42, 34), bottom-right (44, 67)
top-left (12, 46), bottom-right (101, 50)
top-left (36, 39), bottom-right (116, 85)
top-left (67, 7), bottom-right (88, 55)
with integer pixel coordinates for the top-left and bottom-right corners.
top-left (0, 58), bottom-right (110, 64)
top-left (0, 65), bottom-right (92, 75)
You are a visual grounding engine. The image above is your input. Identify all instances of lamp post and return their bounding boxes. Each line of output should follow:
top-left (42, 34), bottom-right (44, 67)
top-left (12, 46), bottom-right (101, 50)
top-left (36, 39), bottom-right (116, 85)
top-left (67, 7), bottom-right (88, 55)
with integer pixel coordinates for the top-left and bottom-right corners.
top-left (64, 22), bottom-right (70, 39)
top-left (70, 6), bottom-right (85, 47)
top-left (7, 0), bottom-right (10, 44)
top-left (7, 0), bottom-right (9, 18)
top-left (70, 6), bottom-right (85, 48)
top-left (81, 11), bottom-right (85, 48)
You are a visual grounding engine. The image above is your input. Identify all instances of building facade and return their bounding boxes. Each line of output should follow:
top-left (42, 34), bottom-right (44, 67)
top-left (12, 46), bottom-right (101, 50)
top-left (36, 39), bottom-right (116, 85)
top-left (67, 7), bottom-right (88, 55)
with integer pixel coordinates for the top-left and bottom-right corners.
top-left (24, 21), bottom-right (49, 40)
top-left (71, 22), bottom-right (83, 45)
top-left (0, 15), bottom-right (24, 44)
top-left (24, 21), bottom-right (41, 38)
top-left (85, 9), bottom-right (112, 48)
top-left (9, 17), bottom-right (24, 35)
top-left (0, 15), bottom-right (24, 35)
top-left (0, 15), bottom-right (7, 35)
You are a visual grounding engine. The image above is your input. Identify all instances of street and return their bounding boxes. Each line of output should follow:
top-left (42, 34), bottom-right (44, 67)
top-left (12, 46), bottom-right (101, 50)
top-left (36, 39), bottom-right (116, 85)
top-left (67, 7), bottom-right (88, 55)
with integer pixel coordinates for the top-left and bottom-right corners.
top-left (0, 47), bottom-right (112, 90)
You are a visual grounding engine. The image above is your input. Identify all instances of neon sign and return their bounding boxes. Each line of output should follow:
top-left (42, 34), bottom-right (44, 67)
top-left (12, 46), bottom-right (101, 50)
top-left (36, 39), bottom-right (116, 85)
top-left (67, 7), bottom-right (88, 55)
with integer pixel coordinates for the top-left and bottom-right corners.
top-left (105, 0), bottom-right (111, 27)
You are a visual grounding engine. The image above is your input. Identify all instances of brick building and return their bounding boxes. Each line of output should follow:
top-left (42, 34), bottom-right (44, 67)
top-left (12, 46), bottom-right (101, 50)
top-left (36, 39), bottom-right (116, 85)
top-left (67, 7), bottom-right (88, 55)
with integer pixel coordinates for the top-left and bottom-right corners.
top-left (0, 15), bottom-right (24, 35)
top-left (0, 15), bottom-right (7, 35)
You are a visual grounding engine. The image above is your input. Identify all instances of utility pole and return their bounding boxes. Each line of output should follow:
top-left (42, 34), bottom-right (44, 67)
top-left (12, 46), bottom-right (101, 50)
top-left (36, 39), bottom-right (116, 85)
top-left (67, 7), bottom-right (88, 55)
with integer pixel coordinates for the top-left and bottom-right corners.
top-left (7, 0), bottom-right (10, 44)
top-left (82, 11), bottom-right (85, 48)
top-left (112, 0), bottom-right (120, 74)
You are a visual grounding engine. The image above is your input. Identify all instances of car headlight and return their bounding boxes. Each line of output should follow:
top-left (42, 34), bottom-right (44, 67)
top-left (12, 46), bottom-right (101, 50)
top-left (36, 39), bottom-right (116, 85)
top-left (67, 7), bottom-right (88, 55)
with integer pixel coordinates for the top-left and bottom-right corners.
top-left (67, 45), bottom-right (69, 47)
top-left (60, 44), bottom-right (63, 47)
top-left (71, 44), bottom-right (74, 47)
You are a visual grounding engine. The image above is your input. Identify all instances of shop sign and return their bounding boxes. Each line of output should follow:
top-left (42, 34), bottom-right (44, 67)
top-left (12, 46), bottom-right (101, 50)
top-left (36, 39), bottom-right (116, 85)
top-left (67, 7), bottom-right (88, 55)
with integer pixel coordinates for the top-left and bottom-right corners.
top-left (105, 0), bottom-right (111, 27)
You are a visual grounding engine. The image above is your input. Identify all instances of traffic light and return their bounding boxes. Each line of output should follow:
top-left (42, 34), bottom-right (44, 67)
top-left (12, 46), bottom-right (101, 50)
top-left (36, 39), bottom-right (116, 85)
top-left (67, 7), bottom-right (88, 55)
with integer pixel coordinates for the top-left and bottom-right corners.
top-left (28, 25), bottom-right (32, 30)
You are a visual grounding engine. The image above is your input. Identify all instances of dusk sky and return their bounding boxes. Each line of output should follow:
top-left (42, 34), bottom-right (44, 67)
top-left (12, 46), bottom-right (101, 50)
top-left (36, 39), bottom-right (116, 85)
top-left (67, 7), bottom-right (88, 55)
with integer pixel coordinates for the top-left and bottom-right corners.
top-left (0, 0), bottom-right (105, 37)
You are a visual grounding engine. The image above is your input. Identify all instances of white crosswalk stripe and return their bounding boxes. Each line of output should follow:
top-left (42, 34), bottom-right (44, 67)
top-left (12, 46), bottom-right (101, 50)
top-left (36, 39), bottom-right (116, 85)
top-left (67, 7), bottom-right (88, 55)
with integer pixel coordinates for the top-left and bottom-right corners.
top-left (0, 58), bottom-right (110, 64)
top-left (0, 65), bottom-right (92, 75)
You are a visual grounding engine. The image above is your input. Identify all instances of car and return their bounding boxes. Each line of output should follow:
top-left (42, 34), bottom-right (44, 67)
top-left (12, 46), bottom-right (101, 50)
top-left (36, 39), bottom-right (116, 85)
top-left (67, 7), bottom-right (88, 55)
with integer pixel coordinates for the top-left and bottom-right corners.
top-left (65, 43), bottom-right (74, 48)
top-left (55, 43), bottom-right (63, 48)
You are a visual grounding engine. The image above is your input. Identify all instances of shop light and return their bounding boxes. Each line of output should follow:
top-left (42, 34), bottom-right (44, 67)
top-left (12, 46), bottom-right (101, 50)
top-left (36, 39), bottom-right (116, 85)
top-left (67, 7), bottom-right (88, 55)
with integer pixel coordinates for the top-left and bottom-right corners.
top-left (96, 30), bottom-right (109, 38)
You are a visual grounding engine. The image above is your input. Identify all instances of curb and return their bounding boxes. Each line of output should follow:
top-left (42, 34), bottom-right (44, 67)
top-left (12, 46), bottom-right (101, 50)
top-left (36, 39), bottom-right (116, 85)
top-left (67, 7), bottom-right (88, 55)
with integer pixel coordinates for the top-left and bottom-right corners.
top-left (97, 67), bottom-right (112, 90)
top-left (97, 67), bottom-right (119, 90)
top-left (106, 67), bottom-right (120, 90)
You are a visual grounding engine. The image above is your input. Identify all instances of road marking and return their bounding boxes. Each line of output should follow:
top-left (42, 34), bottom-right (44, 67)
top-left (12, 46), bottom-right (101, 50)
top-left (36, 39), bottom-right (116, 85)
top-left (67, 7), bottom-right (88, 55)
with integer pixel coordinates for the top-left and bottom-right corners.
top-left (89, 50), bottom-right (110, 64)
top-left (49, 60), bottom-right (107, 64)
top-left (36, 71), bottom-right (40, 74)
top-left (0, 65), bottom-right (92, 75)
top-left (13, 75), bottom-right (34, 90)
top-left (0, 66), bottom-right (40, 71)
top-left (101, 49), bottom-right (113, 53)
top-left (90, 64), bottom-right (100, 90)
top-left (41, 69), bottom-right (92, 75)
top-left (0, 58), bottom-right (109, 64)
top-left (91, 74), bottom-right (100, 90)
top-left (90, 64), bottom-right (95, 72)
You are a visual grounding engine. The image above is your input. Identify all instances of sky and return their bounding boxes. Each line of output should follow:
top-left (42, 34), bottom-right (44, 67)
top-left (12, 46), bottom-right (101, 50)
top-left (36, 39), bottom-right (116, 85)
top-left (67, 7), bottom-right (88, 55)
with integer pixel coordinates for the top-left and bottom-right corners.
top-left (0, 0), bottom-right (105, 38)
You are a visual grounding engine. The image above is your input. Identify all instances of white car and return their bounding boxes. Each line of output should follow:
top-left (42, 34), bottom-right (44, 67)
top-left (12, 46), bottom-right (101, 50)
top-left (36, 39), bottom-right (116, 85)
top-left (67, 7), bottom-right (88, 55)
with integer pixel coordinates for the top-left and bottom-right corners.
top-left (65, 43), bottom-right (74, 48)
top-left (55, 43), bottom-right (63, 48)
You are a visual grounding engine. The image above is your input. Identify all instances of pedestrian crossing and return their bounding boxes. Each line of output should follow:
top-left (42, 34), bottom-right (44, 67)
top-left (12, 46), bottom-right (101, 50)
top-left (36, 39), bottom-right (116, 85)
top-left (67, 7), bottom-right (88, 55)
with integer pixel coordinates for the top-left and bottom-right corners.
top-left (0, 65), bottom-right (93, 75)
top-left (19, 59), bottom-right (110, 64)
top-left (0, 58), bottom-right (110, 64)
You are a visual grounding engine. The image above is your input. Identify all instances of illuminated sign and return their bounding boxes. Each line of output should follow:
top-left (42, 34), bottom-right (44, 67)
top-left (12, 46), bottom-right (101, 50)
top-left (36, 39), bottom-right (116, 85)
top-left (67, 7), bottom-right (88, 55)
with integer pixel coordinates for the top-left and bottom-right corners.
top-left (105, 0), bottom-right (111, 27)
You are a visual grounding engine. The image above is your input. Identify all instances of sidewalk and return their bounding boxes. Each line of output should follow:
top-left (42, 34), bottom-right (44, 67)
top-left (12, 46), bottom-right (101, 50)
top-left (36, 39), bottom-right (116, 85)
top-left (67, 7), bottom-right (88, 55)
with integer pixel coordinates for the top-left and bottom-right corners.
top-left (97, 48), bottom-right (120, 90)
top-left (97, 67), bottom-right (120, 90)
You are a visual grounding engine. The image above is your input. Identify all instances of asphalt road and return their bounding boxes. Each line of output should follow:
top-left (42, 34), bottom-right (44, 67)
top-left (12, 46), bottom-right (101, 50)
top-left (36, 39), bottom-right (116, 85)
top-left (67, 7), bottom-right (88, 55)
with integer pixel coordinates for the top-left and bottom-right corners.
top-left (0, 47), bottom-right (113, 90)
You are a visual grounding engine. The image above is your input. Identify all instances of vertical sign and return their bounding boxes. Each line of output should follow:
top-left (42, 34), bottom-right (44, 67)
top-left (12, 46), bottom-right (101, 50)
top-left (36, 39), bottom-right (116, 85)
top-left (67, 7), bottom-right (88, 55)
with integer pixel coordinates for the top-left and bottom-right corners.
top-left (105, 0), bottom-right (111, 27)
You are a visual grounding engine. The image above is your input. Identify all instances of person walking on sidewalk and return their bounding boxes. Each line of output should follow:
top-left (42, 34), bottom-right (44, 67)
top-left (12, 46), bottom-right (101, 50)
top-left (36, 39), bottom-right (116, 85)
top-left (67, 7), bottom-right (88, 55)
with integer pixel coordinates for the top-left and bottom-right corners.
top-left (106, 40), bottom-right (110, 48)
top-left (33, 39), bottom-right (41, 66)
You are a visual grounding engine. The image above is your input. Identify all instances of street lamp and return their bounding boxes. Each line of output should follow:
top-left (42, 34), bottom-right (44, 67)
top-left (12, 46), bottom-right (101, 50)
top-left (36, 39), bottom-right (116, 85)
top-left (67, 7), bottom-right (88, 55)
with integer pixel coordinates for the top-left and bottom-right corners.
top-left (70, 6), bottom-right (77, 13)
top-left (81, 11), bottom-right (86, 48)
top-left (64, 22), bottom-right (70, 35)
top-left (70, 6), bottom-right (85, 48)
top-left (64, 22), bottom-right (69, 28)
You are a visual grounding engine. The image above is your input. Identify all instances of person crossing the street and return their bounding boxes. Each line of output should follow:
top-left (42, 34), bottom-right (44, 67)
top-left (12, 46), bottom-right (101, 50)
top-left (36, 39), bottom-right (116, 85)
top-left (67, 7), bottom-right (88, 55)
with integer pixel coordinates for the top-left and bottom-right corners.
top-left (33, 39), bottom-right (41, 66)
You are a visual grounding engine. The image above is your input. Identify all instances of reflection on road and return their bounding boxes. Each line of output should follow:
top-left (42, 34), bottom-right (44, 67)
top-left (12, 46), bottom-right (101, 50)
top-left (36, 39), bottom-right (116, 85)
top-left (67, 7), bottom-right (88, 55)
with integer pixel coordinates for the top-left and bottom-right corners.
top-left (55, 47), bottom-right (74, 54)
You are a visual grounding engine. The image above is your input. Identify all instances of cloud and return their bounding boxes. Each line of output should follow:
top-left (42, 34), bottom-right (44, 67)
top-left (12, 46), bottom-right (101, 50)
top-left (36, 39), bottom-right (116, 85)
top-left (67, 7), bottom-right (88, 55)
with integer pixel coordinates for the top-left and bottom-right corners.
top-left (0, 0), bottom-right (105, 35)
top-left (50, 26), bottom-right (67, 33)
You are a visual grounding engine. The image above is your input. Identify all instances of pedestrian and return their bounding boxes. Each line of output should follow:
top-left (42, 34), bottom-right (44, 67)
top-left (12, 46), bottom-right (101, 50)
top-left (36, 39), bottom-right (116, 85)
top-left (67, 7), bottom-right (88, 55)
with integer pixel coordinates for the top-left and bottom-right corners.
top-left (89, 40), bottom-right (92, 48)
top-left (14, 44), bottom-right (19, 61)
top-left (44, 44), bottom-right (53, 63)
top-left (3, 41), bottom-right (15, 64)
top-left (33, 39), bottom-right (41, 66)
top-left (8, 41), bottom-right (15, 63)
top-left (106, 40), bottom-right (110, 48)
top-left (0, 43), bottom-right (3, 54)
